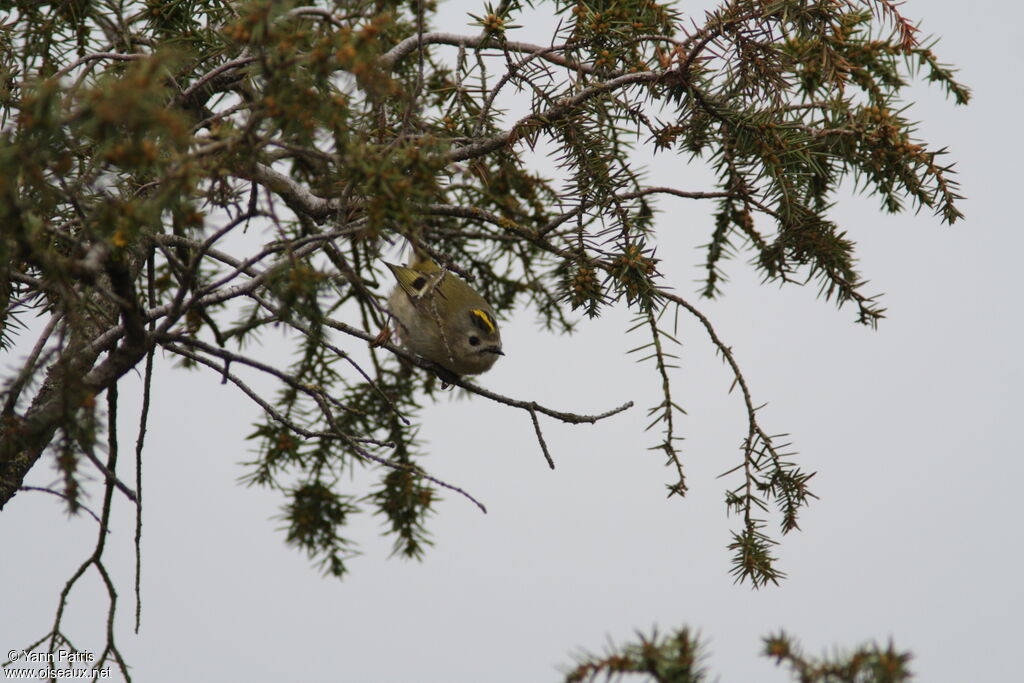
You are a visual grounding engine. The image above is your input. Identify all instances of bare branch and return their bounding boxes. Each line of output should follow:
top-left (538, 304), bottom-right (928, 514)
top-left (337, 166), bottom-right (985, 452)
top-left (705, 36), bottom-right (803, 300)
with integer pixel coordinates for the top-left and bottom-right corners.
top-left (17, 486), bottom-right (105, 525)
top-left (323, 315), bottom-right (633, 426)
top-left (52, 52), bottom-right (147, 81)
top-left (237, 163), bottom-right (344, 219)
top-left (528, 408), bottom-right (555, 470)
top-left (380, 33), bottom-right (595, 74)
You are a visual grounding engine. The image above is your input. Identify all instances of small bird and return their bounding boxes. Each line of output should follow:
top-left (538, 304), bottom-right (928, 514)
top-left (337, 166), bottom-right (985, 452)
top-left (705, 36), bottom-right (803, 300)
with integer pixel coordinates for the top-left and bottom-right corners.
top-left (384, 249), bottom-right (504, 377)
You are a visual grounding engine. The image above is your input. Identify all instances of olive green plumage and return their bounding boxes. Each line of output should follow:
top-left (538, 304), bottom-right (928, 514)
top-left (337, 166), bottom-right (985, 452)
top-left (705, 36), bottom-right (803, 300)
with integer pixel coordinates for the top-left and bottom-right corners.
top-left (385, 252), bottom-right (503, 376)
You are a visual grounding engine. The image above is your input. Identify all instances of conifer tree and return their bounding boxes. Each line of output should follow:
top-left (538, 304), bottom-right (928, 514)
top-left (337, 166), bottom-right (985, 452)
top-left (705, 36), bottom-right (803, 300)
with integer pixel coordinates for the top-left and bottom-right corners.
top-left (0, 1), bottom-right (967, 674)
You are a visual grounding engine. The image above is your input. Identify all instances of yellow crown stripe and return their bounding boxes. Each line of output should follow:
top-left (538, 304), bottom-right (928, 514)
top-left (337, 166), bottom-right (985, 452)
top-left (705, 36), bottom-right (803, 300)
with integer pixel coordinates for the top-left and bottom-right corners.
top-left (470, 308), bottom-right (496, 333)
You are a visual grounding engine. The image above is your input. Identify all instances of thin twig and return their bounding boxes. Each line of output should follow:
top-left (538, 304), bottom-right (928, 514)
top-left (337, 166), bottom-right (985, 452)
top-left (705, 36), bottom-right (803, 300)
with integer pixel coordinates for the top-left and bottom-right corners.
top-left (379, 33), bottom-right (595, 74)
top-left (161, 343), bottom-right (395, 448)
top-left (323, 315), bottom-right (633, 424)
top-left (312, 393), bottom-right (488, 513)
top-left (528, 408), bottom-right (555, 470)
top-left (177, 54), bottom-right (257, 102)
top-left (81, 447), bottom-right (138, 504)
top-left (17, 486), bottom-right (105, 524)
top-left (51, 51), bottom-right (147, 81)
top-left (3, 313), bottom-right (62, 415)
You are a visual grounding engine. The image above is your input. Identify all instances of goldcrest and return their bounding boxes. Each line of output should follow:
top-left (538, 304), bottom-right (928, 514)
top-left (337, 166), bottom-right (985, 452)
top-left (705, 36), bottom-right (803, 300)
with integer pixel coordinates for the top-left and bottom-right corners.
top-left (385, 250), bottom-right (504, 376)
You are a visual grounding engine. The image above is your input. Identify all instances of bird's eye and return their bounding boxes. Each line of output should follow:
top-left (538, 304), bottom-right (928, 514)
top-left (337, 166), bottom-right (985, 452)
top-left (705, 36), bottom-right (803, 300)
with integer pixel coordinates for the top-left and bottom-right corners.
top-left (468, 335), bottom-right (480, 346)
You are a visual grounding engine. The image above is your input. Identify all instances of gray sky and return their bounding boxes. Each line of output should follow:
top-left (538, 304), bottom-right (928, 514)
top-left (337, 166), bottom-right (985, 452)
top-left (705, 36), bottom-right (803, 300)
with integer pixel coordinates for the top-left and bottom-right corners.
top-left (3, 0), bottom-right (1021, 681)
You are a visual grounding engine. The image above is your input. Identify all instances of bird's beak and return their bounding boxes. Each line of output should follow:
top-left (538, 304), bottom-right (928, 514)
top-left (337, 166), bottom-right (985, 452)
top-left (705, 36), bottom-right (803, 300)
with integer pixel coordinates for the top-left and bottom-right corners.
top-left (486, 347), bottom-right (505, 356)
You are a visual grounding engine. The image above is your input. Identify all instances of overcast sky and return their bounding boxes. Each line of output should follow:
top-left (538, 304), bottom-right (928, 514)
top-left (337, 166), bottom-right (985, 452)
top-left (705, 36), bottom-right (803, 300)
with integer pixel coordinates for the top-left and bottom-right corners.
top-left (3, 0), bottom-right (1021, 681)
